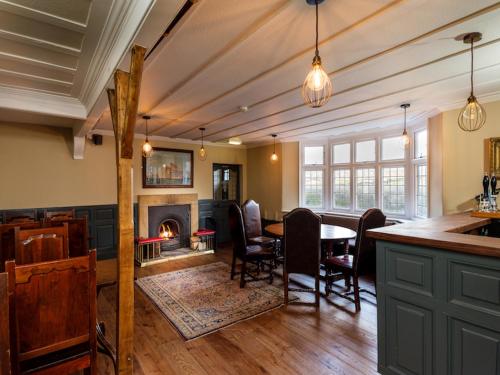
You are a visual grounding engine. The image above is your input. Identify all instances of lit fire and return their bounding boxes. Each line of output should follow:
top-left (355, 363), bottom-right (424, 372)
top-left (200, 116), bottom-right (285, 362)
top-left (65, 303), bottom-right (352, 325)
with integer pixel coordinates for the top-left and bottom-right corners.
top-left (160, 223), bottom-right (174, 240)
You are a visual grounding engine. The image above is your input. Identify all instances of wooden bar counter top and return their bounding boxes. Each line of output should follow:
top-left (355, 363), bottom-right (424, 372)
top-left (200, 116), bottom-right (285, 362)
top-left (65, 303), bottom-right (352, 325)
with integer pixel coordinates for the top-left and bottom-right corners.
top-left (367, 212), bottom-right (500, 258)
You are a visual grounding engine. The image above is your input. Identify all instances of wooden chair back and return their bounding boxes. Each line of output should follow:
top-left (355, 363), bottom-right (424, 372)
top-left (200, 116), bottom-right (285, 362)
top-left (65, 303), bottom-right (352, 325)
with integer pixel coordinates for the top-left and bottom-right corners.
top-left (6, 251), bottom-right (96, 375)
top-left (0, 222), bottom-right (41, 272)
top-left (5, 210), bottom-right (36, 225)
top-left (0, 273), bottom-right (10, 375)
top-left (43, 209), bottom-right (75, 222)
top-left (43, 218), bottom-right (89, 258)
top-left (284, 208), bottom-right (321, 277)
top-left (14, 224), bottom-right (69, 265)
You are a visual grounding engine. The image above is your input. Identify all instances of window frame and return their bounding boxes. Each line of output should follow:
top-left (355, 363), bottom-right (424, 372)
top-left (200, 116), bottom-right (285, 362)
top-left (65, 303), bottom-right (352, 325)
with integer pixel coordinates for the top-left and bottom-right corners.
top-left (412, 127), bottom-right (429, 218)
top-left (299, 125), bottom-right (428, 219)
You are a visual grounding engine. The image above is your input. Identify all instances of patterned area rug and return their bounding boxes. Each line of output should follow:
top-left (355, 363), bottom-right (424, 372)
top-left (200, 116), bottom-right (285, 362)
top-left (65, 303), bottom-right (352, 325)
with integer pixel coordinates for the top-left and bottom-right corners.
top-left (136, 262), bottom-right (289, 340)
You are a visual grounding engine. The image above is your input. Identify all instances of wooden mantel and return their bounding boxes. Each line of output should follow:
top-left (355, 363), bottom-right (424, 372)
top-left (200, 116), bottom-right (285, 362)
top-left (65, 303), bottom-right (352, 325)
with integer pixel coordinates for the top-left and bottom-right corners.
top-left (107, 44), bottom-right (146, 375)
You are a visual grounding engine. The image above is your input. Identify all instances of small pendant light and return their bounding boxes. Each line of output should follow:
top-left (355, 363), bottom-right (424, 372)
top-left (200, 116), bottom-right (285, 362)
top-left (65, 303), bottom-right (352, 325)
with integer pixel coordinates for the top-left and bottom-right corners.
top-left (302, 0), bottom-right (332, 108)
top-left (400, 104), bottom-right (410, 147)
top-left (458, 32), bottom-right (486, 132)
top-left (199, 127), bottom-right (207, 161)
top-left (142, 115), bottom-right (153, 158)
top-left (270, 134), bottom-right (278, 162)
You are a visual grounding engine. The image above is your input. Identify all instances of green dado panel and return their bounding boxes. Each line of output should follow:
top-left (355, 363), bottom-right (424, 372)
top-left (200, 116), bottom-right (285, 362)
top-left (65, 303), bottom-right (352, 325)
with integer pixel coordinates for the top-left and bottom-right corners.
top-left (377, 241), bottom-right (500, 375)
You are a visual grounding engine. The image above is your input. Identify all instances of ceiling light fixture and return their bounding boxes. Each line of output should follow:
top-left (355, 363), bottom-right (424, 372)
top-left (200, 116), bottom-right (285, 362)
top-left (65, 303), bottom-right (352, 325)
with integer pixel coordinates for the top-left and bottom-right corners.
top-left (142, 115), bottom-right (153, 158)
top-left (302, 0), bottom-right (332, 108)
top-left (458, 32), bottom-right (486, 132)
top-left (228, 137), bottom-right (242, 145)
top-left (199, 127), bottom-right (207, 161)
top-left (270, 134), bottom-right (278, 162)
top-left (400, 104), bottom-right (410, 147)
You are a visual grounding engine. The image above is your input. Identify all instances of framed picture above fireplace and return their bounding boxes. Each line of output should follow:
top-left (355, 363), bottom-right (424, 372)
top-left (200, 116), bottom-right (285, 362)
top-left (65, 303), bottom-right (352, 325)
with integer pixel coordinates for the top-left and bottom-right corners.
top-left (142, 148), bottom-right (193, 188)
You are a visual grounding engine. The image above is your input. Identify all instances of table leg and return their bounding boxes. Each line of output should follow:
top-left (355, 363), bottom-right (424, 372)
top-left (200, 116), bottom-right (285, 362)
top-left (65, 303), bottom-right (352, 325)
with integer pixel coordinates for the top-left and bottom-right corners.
top-left (344, 239), bottom-right (350, 256)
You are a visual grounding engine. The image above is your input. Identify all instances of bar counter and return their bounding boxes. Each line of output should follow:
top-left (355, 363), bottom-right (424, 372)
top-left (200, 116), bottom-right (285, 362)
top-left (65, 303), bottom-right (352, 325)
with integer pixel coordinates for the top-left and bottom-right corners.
top-left (367, 213), bottom-right (500, 375)
top-left (368, 212), bottom-right (500, 257)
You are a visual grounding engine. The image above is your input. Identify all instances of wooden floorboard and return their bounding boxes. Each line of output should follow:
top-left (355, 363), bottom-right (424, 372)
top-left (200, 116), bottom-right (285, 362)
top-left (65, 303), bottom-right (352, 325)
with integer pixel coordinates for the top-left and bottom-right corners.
top-left (96, 246), bottom-right (379, 375)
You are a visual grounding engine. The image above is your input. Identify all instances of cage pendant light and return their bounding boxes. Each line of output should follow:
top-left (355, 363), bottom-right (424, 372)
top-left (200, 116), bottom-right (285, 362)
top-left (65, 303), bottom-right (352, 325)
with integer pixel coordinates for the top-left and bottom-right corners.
top-left (199, 127), bottom-right (207, 161)
top-left (458, 32), bottom-right (486, 132)
top-left (302, 0), bottom-right (332, 108)
top-left (401, 104), bottom-right (410, 147)
top-left (270, 134), bottom-right (278, 162)
top-left (142, 115), bottom-right (153, 158)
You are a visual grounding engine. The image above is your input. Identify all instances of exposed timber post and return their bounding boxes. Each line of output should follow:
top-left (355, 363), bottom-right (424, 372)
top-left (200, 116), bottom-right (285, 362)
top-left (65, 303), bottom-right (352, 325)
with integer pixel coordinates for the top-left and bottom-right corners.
top-left (106, 44), bottom-right (146, 375)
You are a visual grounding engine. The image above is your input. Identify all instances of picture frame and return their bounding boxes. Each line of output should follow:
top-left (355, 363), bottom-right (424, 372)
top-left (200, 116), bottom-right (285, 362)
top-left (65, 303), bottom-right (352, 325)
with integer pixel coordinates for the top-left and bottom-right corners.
top-left (142, 147), bottom-right (194, 188)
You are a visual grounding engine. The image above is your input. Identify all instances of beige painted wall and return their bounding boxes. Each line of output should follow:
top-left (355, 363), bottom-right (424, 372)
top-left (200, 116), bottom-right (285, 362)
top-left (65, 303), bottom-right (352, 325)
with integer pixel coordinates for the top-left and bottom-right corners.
top-left (442, 99), bottom-right (500, 214)
top-left (0, 123), bottom-right (247, 209)
top-left (282, 141), bottom-right (299, 211)
top-left (247, 143), bottom-right (282, 220)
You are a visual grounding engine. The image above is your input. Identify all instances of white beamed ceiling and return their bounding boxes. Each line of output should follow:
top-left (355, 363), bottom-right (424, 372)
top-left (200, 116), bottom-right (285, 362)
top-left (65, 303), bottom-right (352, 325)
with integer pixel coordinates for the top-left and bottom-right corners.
top-left (92, 0), bottom-right (500, 145)
top-left (1, 0), bottom-right (500, 146)
top-left (0, 0), bottom-right (183, 135)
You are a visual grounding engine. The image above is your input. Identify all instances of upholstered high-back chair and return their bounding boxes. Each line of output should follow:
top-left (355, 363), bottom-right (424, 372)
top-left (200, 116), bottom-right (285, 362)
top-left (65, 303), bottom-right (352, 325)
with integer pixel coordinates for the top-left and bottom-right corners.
top-left (283, 208), bottom-right (321, 306)
top-left (228, 202), bottom-right (274, 288)
top-left (240, 200), bottom-right (274, 247)
top-left (324, 208), bottom-right (386, 311)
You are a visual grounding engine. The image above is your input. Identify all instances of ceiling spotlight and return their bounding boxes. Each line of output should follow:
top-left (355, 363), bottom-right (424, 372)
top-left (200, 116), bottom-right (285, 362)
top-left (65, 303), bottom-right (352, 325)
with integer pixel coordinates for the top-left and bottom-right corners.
top-left (239, 106), bottom-right (249, 113)
top-left (228, 137), bottom-right (242, 145)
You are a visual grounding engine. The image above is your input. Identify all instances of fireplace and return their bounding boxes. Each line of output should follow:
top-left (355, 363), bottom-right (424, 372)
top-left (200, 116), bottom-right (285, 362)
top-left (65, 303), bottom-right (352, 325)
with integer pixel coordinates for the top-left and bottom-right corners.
top-left (148, 204), bottom-right (190, 251)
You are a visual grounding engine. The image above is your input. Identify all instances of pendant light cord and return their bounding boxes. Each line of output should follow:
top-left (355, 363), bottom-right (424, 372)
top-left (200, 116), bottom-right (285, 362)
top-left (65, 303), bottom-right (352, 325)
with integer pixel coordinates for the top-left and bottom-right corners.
top-left (315, 0), bottom-right (319, 57)
top-left (470, 38), bottom-right (474, 97)
top-left (404, 106), bottom-right (407, 132)
top-left (145, 118), bottom-right (149, 140)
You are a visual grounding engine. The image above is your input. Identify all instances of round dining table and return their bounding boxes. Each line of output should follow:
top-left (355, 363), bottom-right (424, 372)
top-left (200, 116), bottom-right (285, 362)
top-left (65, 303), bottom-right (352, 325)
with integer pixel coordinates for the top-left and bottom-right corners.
top-left (264, 222), bottom-right (356, 256)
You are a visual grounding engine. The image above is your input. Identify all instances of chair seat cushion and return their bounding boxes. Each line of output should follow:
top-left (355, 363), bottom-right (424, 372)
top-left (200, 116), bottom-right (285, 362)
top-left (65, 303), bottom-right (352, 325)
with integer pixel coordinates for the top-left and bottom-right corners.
top-left (324, 254), bottom-right (354, 270)
top-left (248, 236), bottom-right (275, 246)
top-left (246, 244), bottom-right (274, 259)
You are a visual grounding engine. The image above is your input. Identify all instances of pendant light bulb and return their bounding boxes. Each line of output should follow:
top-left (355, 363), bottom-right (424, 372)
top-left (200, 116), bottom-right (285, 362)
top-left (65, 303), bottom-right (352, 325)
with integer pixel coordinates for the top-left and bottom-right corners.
top-left (400, 104), bottom-right (410, 147)
top-left (458, 32), bottom-right (486, 132)
top-left (199, 127), bottom-right (207, 161)
top-left (270, 134), bottom-right (278, 162)
top-left (302, 0), bottom-right (332, 108)
top-left (142, 115), bottom-right (153, 158)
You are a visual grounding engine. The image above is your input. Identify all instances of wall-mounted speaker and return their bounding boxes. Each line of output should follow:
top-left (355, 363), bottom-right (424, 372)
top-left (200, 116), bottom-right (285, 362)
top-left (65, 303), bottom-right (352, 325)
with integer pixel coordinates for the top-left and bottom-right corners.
top-left (92, 134), bottom-right (103, 145)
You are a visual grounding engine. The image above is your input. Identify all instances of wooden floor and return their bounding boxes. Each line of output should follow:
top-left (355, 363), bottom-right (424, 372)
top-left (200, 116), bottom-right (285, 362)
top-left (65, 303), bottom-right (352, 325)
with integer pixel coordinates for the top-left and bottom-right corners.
top-left (96, 247), bottom-right (379, 375)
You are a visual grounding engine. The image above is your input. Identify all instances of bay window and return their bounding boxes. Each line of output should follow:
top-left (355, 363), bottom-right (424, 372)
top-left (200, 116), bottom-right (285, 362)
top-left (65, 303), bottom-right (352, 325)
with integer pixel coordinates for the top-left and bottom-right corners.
top-left (300, 127), bottom-right (429, 219)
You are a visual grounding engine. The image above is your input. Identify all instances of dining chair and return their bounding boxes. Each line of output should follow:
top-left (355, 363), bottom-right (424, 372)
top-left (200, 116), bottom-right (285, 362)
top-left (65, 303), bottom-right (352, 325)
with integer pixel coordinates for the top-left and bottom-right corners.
top-left (44, 217), bottom-right (89, 258)
top-left (0, 272), bottom-right (10, 375)
top-left (43, 209), bottom-right (75, 221)
top-left (14, 224), bottom-right (69, 265)
top-left (240, 200), bottom-right (275, 247)
top-left (283, 208), bottom-right (321, 306)
top-left (0, 222), bottom-right (42, 272)
top-left (6, 250), bottom-right (97, 375)
top-left (324, 208), bottom-right (386, 311)
top-left (228, 202), bottom-right (275, 288)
